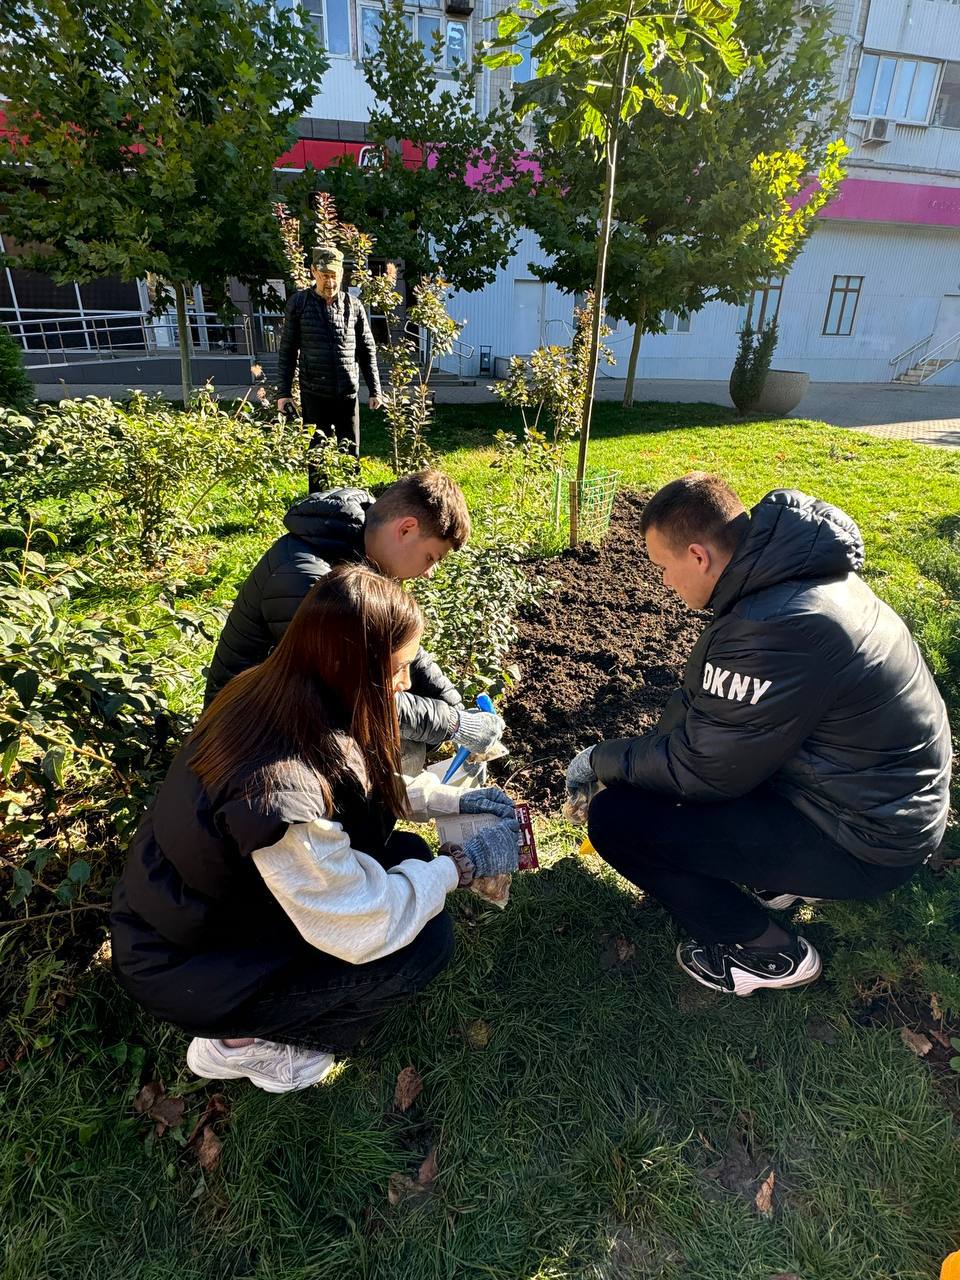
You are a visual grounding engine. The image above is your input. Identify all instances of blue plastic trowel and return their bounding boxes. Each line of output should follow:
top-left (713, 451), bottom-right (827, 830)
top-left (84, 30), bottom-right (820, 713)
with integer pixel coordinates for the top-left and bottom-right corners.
top-left (441, 693), bottom-right (495, 783)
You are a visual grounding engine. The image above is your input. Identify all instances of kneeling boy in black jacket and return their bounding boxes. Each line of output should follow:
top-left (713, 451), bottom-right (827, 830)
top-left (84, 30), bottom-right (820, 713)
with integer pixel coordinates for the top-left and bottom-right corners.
top-left (205, 470), bottom-right (503, 770)
top-left (566, 473), bottom-right (952, 996)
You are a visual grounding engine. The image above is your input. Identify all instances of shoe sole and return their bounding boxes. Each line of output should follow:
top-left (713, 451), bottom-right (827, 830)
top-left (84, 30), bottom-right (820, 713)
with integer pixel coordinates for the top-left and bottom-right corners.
top-left (186, 1042), bottom-right (334, 1093)
top-left (757, 894), bottom-right (825, 911)
top-left (676, 942), bottom-right (823, 997)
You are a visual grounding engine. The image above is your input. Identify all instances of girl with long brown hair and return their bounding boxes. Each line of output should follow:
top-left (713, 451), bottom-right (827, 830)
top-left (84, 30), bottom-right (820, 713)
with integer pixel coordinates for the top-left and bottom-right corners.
top-left (110, 565), bottom-right (521, 1092)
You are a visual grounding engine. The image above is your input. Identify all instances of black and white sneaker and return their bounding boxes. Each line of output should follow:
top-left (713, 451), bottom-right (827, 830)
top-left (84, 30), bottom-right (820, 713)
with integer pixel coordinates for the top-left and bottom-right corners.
top-left (676, 936), bottom-right (822, 996)
top-left (753, 890), bottom-right (825, 911)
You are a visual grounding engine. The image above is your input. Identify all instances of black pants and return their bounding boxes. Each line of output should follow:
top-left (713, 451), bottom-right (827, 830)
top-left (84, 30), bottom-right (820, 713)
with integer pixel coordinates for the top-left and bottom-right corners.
top-left (587, 784), bottom-right (918, 945)
top-left (188, 832), bottom-right (454, 1054)
top-left (301, 390), bottom-right (360, 489)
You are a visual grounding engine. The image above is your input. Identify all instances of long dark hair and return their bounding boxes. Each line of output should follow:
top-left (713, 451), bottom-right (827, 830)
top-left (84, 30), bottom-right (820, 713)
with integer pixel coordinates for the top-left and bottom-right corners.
top-left (190, 564), bottom-right (422, 818)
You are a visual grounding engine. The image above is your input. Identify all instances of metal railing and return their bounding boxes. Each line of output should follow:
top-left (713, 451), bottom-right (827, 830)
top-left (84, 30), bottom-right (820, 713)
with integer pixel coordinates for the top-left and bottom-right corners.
top-left (402, 320), bottom-right (476, 380)
top-left (1, 309), bottom-right (254, 368)
top-left (889, 327), bottom-right (960, 383)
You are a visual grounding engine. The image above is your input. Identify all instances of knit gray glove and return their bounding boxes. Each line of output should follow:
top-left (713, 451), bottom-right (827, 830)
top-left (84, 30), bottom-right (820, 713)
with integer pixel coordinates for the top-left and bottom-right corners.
top-left (459, 786), bottom-right (515, 821)
top-left (463, 818), bottom-right (521, 879)
top-left (453, 709), bottom-right (505, 754)
top-left (564, 745), bottom-right (600, 823)
top-left (565, 746), bottom-right (597, 794)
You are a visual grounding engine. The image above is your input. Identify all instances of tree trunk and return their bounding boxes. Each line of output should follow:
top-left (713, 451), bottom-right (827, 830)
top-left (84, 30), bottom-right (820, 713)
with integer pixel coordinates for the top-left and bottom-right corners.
top-left (622, 302), bottom-right (646, 409)
top-left (574, 8), bottom-right (634, 506)
top-left (173, 280), bottom-right (193, 406)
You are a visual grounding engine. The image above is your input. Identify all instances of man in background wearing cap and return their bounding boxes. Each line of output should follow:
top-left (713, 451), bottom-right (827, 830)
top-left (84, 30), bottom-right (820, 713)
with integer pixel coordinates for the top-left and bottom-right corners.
top-left (277, 245), bottom-right (382, 486)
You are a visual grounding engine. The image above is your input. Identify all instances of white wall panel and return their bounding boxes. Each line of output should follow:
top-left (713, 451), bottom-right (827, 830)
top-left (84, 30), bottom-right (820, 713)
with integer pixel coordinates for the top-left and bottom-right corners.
top-left (864, 0), bottom-right (960, 62)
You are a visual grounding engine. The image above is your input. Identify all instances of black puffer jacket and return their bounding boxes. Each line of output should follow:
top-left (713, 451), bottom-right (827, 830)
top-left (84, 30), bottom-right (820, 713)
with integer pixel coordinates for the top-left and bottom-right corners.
top-left (592, 490), bottom-right (952, 867)
top-left (110, 741), bottom-right (395, 1025)
top-left (204, 488), bottom-right (464, 746)
top-left (276, 288), bottom-right (381, 400)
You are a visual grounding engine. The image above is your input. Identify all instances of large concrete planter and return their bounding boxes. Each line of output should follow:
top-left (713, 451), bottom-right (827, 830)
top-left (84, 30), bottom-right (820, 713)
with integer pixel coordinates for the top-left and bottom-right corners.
top-left (753, 369), bottom-right (810, 416)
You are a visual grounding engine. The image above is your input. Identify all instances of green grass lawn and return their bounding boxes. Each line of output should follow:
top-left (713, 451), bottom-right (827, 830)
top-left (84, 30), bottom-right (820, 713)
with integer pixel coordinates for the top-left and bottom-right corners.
top-left (3, 401), bottom-right (959, 1280)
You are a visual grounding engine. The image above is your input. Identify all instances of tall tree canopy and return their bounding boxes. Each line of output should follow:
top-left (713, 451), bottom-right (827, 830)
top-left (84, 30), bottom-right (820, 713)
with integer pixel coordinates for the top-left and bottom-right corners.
top-left (0, 0), bottom-right (328, 400)
top-left (514, 0), bottom-right (848, 404)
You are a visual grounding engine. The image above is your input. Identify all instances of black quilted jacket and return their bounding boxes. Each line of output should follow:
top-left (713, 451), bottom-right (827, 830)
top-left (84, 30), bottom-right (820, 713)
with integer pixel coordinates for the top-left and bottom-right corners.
top-left (204, 489), bottom-right (463, 745)
top-left (592, 490), bottom-right (952, 867)
top-left (276, 288), bottom-right (381, 400)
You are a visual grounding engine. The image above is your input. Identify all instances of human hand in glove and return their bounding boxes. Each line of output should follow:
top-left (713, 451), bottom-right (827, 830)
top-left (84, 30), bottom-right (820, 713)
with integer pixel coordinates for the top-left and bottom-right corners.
top-left (462, 818), bottom-right (521, 880)
top-left (459, 786), bottom-right (515, 821)
top-left (563, 745), bottom-right (599, 823)
top-left (452, 708), bottom-right (505, 754)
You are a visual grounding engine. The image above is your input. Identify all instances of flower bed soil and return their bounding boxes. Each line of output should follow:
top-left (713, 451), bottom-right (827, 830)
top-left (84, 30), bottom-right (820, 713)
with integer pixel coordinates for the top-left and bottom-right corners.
top-left (499, 490), bottom-right (704, 808)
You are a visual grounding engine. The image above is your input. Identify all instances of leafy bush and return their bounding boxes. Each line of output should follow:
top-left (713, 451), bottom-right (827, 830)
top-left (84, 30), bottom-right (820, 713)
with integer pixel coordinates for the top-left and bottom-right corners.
top-left (0, 326), bottom-right (33, 413)
top-left (0, 527), bottom-right (197, 1038)
top-left (0, 389), bottom-right (309, 562)
top-left (729, 320), bottom-right (779, 413)
top-left (413, 540), bottom-right (547, 701)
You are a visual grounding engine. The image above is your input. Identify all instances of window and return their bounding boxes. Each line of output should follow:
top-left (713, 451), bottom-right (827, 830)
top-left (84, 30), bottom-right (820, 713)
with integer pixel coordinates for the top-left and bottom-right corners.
top-left (852, 52), bottom-right (940, 123)
top-left (661, 310), bottom-right (691, 333)
top-left (281, 0), bottom-right (350, 54)
top-left (934, 60), bottom-right (960, 129)
top-left (361, 5), bottom-right (467, 69)
top-left (822, 275), bottom-right (863, 336)
top-left (743, 277), bottom-right (783, 331)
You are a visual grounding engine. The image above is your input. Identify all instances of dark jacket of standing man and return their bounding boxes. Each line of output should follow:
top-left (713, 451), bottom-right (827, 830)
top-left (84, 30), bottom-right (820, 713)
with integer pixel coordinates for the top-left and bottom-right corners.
top-left (276, 244), bottom-right (382, 480)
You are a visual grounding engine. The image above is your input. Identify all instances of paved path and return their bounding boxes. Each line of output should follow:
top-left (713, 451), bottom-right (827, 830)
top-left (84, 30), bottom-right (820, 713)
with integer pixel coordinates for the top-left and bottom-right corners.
top-left (33, 374), bottom-right (960, 448)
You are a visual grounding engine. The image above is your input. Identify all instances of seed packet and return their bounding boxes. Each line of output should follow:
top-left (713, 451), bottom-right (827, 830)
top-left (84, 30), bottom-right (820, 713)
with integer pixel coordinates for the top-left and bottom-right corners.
top-left (435, 801), bottom-right (538, 909)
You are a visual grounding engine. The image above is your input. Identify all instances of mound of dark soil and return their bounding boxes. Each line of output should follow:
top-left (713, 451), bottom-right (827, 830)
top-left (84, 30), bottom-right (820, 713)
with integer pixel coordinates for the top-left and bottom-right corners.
top-left (499, 491), bottom-right (703, 807)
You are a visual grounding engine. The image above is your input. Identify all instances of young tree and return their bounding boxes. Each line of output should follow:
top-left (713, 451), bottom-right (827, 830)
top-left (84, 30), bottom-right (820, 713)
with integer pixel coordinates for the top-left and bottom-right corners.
top-left (309, 0), bottom-right (532, 295)
top-left (485, 0), bottom-right (748, 497)
top-left (516, 0), bottom-right (848, 407)
top-left (0, 0), bottom-right (328, 404)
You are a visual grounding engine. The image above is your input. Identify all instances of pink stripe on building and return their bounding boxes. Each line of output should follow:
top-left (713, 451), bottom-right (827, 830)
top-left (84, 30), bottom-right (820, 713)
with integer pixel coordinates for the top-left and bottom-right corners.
top-left (817, 177), bottom-right (960, 228)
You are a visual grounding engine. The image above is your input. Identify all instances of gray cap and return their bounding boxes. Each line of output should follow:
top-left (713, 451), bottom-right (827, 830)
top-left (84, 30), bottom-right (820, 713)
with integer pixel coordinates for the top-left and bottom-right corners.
top-left (311, 244), bottom-right (344, 270)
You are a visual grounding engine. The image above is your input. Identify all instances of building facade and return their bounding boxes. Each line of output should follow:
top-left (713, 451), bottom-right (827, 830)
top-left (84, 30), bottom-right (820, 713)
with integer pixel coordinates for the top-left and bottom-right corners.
top-left (5, 0), bottom-right (960, 385)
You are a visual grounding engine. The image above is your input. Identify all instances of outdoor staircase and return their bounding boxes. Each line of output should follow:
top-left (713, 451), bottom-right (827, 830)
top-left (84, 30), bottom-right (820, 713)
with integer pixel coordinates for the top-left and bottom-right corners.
top-left (894, 357), bottom-right (954, 385)
top-left (890, 328), bottom-right (960, 385)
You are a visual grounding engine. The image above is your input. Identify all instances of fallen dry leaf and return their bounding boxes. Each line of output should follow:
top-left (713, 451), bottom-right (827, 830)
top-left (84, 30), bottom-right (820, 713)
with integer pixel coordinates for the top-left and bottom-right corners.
top-left (615, 937), bottom-right (636, 964)
top-left (386, 1147), bottom-right (438, 1206)
top-left (133, 1081), bottom-right (186, 1136)
top-left (417, 1146), bottom-right (438, 1189)
top-left (754, 1169), bottom-right (775, 1218)
top-left (394, 1065), bottom-right (423, 1112)
top-left (387, 1171), bottom-right (413, 1206)
top-left (195, 1126), bottom-right (222, 1173)
top-left (186, 1093), bottom-right (229, 1146)
top-left (464, 1020), bottom-right (491, 1049)
top-left (899, 1026), bottom-right (933, 1057)
top-left (930, 992), bottom-right (943, 1022)
top-left (133, 1081), bottom-right (163, 1115)
top-left (930, 1028), bottom-right (952, 1049)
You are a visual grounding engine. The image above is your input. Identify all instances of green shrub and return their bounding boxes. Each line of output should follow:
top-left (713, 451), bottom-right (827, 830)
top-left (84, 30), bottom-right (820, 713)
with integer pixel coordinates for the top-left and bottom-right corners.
top-left (0, 327), bottom-right (33, 413)
top-left (413, 540), bottom-right (547, 701)
top-left (0, 389), bottom-right (309, 562)
top-left (0, 527), bottom-right (196, 1041)
top-left (728, 320), bottom-right (779, 413)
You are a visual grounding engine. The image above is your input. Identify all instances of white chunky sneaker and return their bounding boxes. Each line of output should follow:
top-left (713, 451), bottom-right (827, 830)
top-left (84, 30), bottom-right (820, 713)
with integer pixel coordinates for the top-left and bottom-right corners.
top-left (186, 1038), bottom-right (335, 1093)
top-left (676, 935), bottom-right (823, 996)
